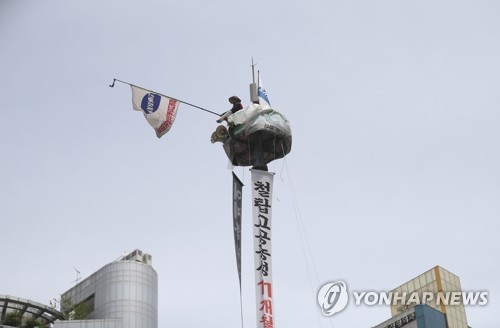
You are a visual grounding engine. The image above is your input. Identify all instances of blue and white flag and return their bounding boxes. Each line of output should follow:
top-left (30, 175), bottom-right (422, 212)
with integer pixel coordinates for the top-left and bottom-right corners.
top-left (258, 77), bottom-right (271, 109)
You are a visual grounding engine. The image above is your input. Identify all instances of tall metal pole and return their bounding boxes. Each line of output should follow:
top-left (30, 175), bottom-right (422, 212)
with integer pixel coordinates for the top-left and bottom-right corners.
top-left (251, 57), bottom-right (256, 84)
top-left (250, 59), bottom-right (258, 103)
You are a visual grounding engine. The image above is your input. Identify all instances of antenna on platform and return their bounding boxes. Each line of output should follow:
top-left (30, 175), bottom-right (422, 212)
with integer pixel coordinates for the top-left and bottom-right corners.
top-left (72, 267), bottom-right (81, 285)
top-left (251, 57), bottom-right (257, 83)
top-left (250, 58), bottom-right (258, 103)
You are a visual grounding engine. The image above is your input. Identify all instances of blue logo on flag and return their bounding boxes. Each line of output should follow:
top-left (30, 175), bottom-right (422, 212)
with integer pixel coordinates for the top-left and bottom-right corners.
top-left (141, 93), bottom-right (161, 114)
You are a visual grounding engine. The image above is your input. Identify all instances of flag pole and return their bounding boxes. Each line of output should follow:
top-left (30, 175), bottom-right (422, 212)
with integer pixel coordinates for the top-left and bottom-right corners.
top-left (109, 78), bottom-right (220, 117)
top-left (251, 58), bottom-right (256, 84)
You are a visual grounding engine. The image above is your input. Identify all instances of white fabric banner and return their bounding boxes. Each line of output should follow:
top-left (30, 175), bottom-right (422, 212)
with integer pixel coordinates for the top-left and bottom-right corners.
top-left (131, 86), bottom-right (179, 138)
top-left (251, 169), bottom-right (275, 328)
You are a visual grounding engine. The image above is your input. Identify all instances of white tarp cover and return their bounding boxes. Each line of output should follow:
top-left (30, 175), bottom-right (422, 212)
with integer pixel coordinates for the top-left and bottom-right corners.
top-left (228, 104), bottom-right (291, 138)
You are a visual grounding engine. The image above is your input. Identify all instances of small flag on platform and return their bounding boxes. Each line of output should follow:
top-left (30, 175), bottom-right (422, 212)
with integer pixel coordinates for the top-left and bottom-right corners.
top-left (131, 86), bottom-right (180, 138)
top-left (258, 77), bottom-right (271, 109)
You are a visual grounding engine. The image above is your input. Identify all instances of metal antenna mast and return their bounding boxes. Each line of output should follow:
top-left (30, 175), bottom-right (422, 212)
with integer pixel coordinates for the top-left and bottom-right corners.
top-left (72, 267), bottom-right (81, 285)
top-left (251, 57), bottom-right (257, 84)
top-left (250, 58), bottom-right (258, 103)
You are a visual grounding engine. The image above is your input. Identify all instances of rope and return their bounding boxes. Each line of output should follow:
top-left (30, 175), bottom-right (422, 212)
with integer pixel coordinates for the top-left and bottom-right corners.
top-left (247, 138), bottom-right (251, 168)
top-left (281, 145), bottom-right (326, 328)
top-left (272, 138), bottom-right (277, 172)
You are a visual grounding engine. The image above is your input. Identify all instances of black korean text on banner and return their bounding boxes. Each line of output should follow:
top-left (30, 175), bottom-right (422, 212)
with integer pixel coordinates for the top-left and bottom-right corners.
top-left (251, 169), bottom-right (275, 328)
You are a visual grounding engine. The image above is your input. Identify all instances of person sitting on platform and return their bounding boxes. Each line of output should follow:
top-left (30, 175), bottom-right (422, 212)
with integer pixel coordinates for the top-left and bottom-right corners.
top-left (216, 96), bottom-right (243, 123)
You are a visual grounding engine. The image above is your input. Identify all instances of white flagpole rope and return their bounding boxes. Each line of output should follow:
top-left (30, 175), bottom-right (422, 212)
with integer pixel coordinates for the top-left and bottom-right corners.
top-left (281, 145), bottom-right (327, 328)
top-left (109, 78), bottom-right (221, 117)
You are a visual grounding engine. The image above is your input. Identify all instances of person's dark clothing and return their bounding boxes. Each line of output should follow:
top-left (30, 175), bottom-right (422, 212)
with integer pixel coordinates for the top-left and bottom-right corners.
top-left (217, 96), bottom-right (243, 123)
top-left (220, 102), bottom-right (243, 116)
top-left (230, 102), bottom-right (243, 114)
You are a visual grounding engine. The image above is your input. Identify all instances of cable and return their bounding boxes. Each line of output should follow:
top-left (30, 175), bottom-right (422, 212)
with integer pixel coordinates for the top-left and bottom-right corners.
top-left (281, 148), bottom-right (325, 328)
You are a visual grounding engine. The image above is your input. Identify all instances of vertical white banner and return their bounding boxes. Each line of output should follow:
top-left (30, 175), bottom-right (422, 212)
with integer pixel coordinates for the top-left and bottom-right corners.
top-left (251, 169), bottom-right (275, 328)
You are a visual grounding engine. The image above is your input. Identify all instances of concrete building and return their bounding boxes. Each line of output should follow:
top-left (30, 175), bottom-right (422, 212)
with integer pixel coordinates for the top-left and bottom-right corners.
top-left (389, 266), bottom-right (468, 328)
top-left (54, 249), bottom-right (158, 328)
top-left (374, 265), bottom-right (470, 328)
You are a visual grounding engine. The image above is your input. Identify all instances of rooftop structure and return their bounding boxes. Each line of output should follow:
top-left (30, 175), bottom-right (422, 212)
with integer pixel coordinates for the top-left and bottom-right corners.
top-left (0, 295), bottom-right (63, 327)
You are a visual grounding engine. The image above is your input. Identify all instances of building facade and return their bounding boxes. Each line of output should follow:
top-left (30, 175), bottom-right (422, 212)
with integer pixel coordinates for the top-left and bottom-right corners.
top-left (374, 304), bottom-right (447, 328)
top-left (54, 249), bottom-right (158, 328)
top-left (389, 266), bottom-right (468, 328)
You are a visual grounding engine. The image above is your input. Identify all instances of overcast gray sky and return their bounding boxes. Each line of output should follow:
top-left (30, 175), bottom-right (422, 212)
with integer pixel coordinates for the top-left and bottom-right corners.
top-left (1, 0), bottom-right (499, 327)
